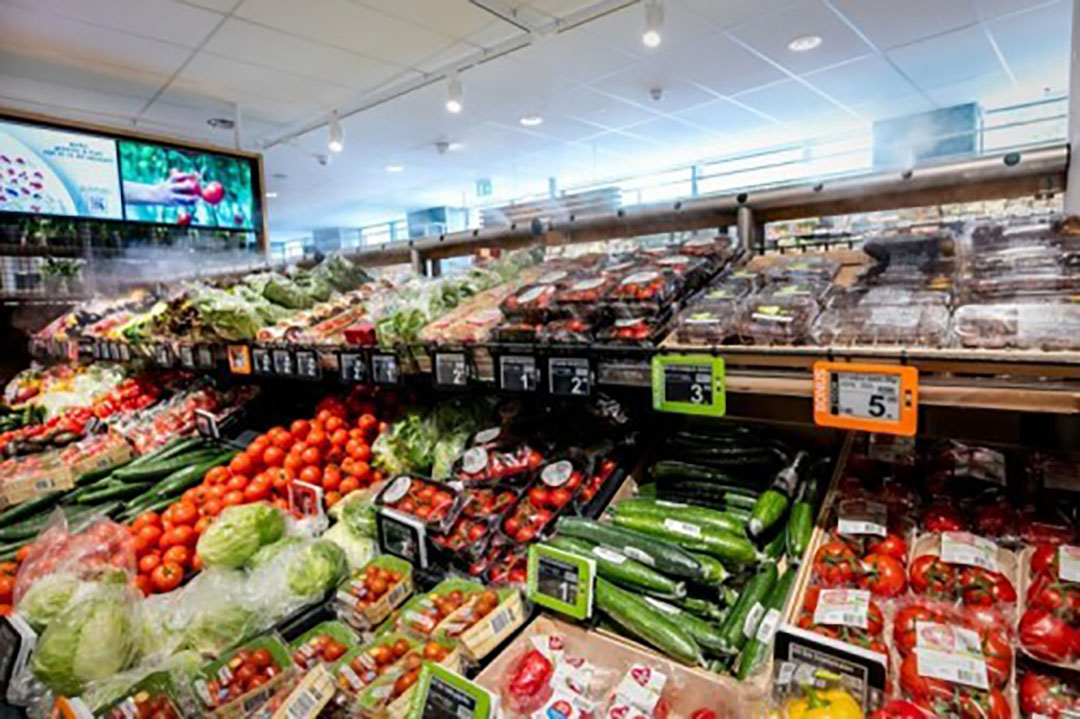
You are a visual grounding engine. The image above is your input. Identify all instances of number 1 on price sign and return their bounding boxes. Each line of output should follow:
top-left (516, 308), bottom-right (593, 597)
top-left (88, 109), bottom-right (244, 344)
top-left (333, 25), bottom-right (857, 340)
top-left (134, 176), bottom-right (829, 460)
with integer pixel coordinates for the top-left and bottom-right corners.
top-left (813, 362), bottom-right (918, 436)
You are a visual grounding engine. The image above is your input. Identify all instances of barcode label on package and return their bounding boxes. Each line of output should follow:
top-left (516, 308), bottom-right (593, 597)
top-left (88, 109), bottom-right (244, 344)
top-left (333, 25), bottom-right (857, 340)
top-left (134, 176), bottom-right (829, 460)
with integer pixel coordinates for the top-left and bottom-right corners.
top-left (914, 621), bottom-right (988, 690)
top-left (743, 602), bottom-right (765, 639)
top-left (837, 499), bottom-right (888, 537)
top-left (813, 589), bottom-right (870, 629)
top-left (941, 532), bottom-right (999, 572)
top-left (1060, 546), bottom-right (1080, 583)
top-left (756, 608), bottom-right (781, 643)
top-left (663, 518), bottom-right (702, 538)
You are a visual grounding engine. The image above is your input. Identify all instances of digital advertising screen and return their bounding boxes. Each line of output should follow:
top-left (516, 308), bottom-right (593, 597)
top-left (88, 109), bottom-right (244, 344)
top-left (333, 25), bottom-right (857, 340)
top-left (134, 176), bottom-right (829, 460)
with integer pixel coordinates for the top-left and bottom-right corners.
top-left (0, 119), bottom-right (123, 219)
top-left (118, 139), bottom-right (258, 230)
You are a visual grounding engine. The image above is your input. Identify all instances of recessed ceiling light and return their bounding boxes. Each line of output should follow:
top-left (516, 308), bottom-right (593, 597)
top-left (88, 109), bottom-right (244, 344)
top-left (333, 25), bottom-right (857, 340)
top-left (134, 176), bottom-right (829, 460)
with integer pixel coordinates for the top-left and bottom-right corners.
top-left (519, 115), bottom-right (543, 127)
top-left (207, 117), bottom-right (234, 129)
top-left (788, 35), bottom-right (823, 52)
top-left (385, 165), bottom-right (405, 173)
top-left (265, 192), bottom-right (278, 198)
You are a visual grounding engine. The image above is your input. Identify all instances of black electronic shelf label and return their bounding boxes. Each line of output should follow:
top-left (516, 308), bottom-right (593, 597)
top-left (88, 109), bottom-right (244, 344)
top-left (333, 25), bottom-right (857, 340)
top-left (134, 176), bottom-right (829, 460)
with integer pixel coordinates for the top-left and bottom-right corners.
top-left (498, 355), bottom-right (539, 393)
top-left (154, 342), bottom-right (173, 367)
top-left (372, 353), bottom-right (400, 385)
top-left (178, 344), bottom-right (196, 369)
top-left (340, 352), bottom-right (369, 384)
top-left (252, 347), bottom-right (274, 376)
top-left (117, 342), bottom-right (132, 362)
top-left (377, 507), bottom-right (428, 568)
top-left (195, 344), bottom-right (214, 370)
top-left (548, 357), bottom-right (591, 397)
top-left (295, 350), bottom-right (321, 380)
top-left (272, 348), bottom-right (295, 376)
top-left (434, 352), bottom-right (469, 388)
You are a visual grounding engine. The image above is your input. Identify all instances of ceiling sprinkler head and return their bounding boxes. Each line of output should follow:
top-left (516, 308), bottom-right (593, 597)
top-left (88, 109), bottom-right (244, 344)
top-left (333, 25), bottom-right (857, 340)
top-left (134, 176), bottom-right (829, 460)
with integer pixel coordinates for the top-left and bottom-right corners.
top-left (435, 140), bottom-right (451, 155)
top-left (649, 87), bottom-right (664, 102)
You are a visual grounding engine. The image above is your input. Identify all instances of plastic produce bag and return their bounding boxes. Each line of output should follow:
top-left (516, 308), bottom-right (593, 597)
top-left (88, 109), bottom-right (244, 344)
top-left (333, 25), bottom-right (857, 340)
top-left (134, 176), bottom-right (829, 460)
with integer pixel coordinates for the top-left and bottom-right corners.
top-left (245, 537), bottom-right (348, 619)
top-left (14, 510), bottom-right (137, 632)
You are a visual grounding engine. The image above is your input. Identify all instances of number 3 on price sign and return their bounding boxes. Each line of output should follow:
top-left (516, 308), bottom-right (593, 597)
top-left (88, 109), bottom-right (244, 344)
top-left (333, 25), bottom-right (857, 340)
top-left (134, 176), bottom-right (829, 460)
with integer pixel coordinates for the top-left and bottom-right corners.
top-left (651, 355), bottom-right (726, 416)
top-left (812, 362), bottom-right (918, 436)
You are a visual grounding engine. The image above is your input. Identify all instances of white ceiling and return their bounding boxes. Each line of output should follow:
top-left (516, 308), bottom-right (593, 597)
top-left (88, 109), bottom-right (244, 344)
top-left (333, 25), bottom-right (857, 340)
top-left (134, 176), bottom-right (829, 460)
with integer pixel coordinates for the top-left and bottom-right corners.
top-left (0, 0), bottom-right (1071, 238)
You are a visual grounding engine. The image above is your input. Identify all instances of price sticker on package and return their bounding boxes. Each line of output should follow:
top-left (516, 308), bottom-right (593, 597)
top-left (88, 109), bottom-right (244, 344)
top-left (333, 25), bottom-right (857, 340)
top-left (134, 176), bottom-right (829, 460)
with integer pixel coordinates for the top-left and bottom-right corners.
top-left (813, 362), bottom-right (918, 436)
top-left (837, 499), bottom-right (888, 537)
top-left (527, 544), bottom-right (596, 620)
top-left (1060, 546), bottom-right (1080, 582)
top-left (914, 621), bottom-right (989, 690)
top-left (407, 663), bottom-right (494, 719)
top-left (813, 589), bottom-right (871, 629)
top-left (651, 355), bottom-right (725, 416)
top-left (941, 532), bottom-right (999, 572)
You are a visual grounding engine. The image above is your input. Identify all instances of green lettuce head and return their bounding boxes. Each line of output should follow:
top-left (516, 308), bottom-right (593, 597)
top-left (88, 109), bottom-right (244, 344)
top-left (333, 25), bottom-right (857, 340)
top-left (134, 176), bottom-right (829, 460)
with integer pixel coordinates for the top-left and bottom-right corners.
top-left (17, 573), bottom-right (81, 632)
top-left (196, 503), bottom-right (285, 568)
top-left (247, 537), bottom-right (302, 570)
top-left (32, 587), bottom-right (138, 696)
top-left (285, 540), bottom-right (347, 599)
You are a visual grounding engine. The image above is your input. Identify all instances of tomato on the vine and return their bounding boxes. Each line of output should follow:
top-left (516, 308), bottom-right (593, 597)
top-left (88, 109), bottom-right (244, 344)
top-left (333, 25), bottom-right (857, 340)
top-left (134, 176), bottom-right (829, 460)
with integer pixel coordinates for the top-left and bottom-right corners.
top-left (908, 555), bottom-right (956, 598)
top-left (859, 554), bottom-right (907, 597)
top-left (812, 540), bottom-right (860, 587)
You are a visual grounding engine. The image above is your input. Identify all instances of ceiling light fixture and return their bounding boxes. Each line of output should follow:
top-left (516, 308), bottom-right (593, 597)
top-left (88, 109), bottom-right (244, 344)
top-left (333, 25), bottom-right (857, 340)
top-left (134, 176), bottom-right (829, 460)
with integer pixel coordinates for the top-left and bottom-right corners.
top-left (788, 34), bottom-right (823, 52)
top-left (519, 115), bottom-right (543, 127)
top-left (446, 72), bottom-right (464, 114)
top-left (265, 191), bottom-right (278, 198)
top-left (642, 0), bottom-right (663, 48)
top-left (327, 111), bottom-right (345, 153)
top-left (385, 165), bottom-right (405, 173)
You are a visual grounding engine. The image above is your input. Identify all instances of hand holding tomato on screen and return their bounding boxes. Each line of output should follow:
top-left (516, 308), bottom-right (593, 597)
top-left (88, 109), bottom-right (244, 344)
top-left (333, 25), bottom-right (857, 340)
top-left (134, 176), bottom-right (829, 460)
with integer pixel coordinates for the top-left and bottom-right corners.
top-left (124, 168), bottom-right (225, 212)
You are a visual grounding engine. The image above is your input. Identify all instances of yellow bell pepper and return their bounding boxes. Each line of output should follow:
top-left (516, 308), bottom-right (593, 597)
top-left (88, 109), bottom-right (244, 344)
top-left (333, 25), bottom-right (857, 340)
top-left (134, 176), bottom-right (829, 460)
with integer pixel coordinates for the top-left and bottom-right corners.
top-left (786, 687), bottom-right (863, 719)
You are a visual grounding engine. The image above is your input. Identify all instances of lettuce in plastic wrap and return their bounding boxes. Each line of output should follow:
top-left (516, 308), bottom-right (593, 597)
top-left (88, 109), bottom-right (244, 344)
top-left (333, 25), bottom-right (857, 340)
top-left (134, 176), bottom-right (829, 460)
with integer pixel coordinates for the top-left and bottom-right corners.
top-left (261, 273), bottom-right (314, 309)
top-left (192, 288), bottom-right (264, 340)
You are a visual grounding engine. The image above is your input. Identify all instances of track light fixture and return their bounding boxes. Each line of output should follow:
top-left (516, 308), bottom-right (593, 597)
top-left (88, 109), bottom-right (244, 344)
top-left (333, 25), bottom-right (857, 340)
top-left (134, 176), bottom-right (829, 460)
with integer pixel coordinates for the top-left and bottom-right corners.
top-left (327, 111), bottom-right (344, 153)
top-left (642, 0), bottom-right (663, 48)
top-left (446, 72), bottom-right (464, 114)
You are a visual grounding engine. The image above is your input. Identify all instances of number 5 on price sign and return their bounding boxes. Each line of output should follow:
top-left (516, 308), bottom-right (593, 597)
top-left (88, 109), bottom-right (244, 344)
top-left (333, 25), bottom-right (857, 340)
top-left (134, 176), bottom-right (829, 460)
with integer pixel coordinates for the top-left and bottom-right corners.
top-left (813, 362), bottom-right (918, 436)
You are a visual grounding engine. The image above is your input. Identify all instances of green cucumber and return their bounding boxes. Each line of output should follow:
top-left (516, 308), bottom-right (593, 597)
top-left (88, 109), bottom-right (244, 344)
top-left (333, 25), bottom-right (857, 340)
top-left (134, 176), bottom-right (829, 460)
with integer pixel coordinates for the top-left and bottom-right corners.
top-left (76, 482), bottom-right (154, 504)
top-left (716, 562), bottom-right (778, 654)
top-left (610, 514), bottom-right (761, 567)
top-left (612, 498), bottom-right (746, 536)
top-left (735, 566), bottom-right (797, 679)
top-left (596, 578), bottom-right (703, 666)
top-left (555, 517), bottom-right (706, 581)
top-left (120, 496), bottom-right (175, 520)
top-left (74, 463), bottom-right (126, 486)
top-left (640, 595), bottom-right (728, 655)
top-left (545, 536), bottom-right (686, 598)
top-left (0, 491), bottom-right (64, 529)
top-left (785, 500), bottom-right (814, 563)
top-left (111, 449), bottom-right (221, 482)
top-left (636, 482), bottom-right (658, 499)
top-left (148, 451), bottom-right (235, 499)
top-left (748, 452), bottom-right (809, 537)
top-left (138, 437), bottom-right (207, 464)
top-left (650, 461), bottom-right (762, 492)
top-left (671, 595), bottom-right (727, 622)
top-left (762, 526), bottom-right (787, 560)
top-left (686, 551), bottom-right (730, 585)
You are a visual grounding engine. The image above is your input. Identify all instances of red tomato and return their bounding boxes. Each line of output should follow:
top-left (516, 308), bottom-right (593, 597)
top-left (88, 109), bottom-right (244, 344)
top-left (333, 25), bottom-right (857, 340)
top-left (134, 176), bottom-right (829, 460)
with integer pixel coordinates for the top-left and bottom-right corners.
top-left (272, 431), bottom-right (294, 450)
top-left (299, 466), bottom-right (322, 485)
top-left (330, 429), bottom-right (349, 447)
top-left (151, 562), bottom-right (183, 593)
top-left (223, 491), bottom-right (245, 507)
top-left (325, 416), bottom-right (345, 433)
top-left (283, 453), bottom-right (304, 473)
top-left (132, 512), bottom-right (162, 532)
top-left (1020, 607), bottom-right (1074, 662)
top-left (227, 475), bottom-right (249, 492)
top-left (194, 516), bottom-right (211, 534)
top-left (301, 447), bottom-right (321, 466)
top-left (859, 554), bottom-right (907, 597)
top-left (163, 545), bottom-right (190, 568)
top-left (350, 461), bottom-right (372, 481)
top-left (290, 419), bottom-right (311, 438)
top-left (263, 446), bottom-right (285, 467)
top-left (229, 454), bottom-right (253, 477)
top-left (205, 466), bottom-right (230, 485)
top-left (181, 486), bottom-right (208, 506)
top-left (909, 555), bottom-right (956, 598)
top-left (137, 524), bottom-right (163, 548)
top-left (244, 480), bottom-right (271, 502)
top-left (322, 471), bottom-right (341, 492)
top-left (173, 525), bottom-right (197, 547)
top-left (134, 574), bottom-right (150, 595)
top-left (207, 485), bottom-right (228, 500)
top-left (307, 430), bottom-right (328, 451)
top-left (201, 499), bottom-right (223, 517)
top-left (171, 502), bottom-right (199, 526)
top-left (325, 491), bottom-right (342, 507)
top-left (339, 477), bottom-right (359, 495)
top-left (139, 553), bottom-right (162, 574)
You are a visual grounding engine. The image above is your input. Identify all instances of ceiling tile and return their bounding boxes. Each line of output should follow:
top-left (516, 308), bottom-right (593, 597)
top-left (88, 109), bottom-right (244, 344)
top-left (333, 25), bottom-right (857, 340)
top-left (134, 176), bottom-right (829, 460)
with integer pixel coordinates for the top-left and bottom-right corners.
top-left (734, 79), bottom-right (854, 128)
top-left (518, 114), bottom-right (606, 142)
top-left (584, 130), bottom-right (659, 156)
top-left (804, 55), bottom-right (919, 107)
top-left (674, 98), bottom-right (778, 136)
top-left (350, 0), bottom-right (494, 38)
top-left (659, 32), bottom-right (786, 97)
top-left (514, 30), bottom-right (638, 85)
top-left (853, 92), bottom-right (935, 122)
top-left (987, 1), bottom-right (1070, 78)
top-left (728, 0), bottom-right (874, 74)
top-left (971, 0), bottom-right (1057, 21)
top-left (676, 0), bottom-right (801, 29)
top-left (589, 61), bottom-right (717, 113)
top-left (828, 0), bottom-right (976, 50)
top-left (923, 69), bottom-right (1013, 108)
top-left (180, 0), bottom-right (238, 13)
top-left (203, 19), bottom-right (401, 91)
top-left (235, 0), bottom-right (454, 69)
top-left (623, 117), bottom-right (714, 148)
top-left (555, 86), bottom-right (660, 130)
top-left (0, 70), bottom-right (148, 118)
top-left (887, 25), bottom-right (1003, 90)
top-left (6, 0), bottom-right (222, 47)
top-left (0, 3), bottom-right (192, 80)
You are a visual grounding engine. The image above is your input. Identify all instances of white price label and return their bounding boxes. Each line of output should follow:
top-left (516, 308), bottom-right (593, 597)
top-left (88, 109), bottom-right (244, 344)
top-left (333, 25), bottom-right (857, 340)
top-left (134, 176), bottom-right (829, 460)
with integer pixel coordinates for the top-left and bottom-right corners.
top-left (541, 460), bottom-right (573, 487)
top-left (915, 621), bottom-right (989, 690)
top-left (743, 602), bottom-right (765, 639)
top-left (461, 447), bottom-right (488, 474)
top-left (831, 372), bottom-right (901, 421)
top-left (1060, 545), bottom-right (1080, 583)
top-left (623, 547), bottom-right (655, 566)
top-left (837, 499), bottom-right (888, 537)
top-left (756, 609), bottom-right (781, 643)
top-left (813, 589), bottom-right (870, 629)
top-left (663, 518), bottom-right (702, 538)
top-left (941, 532), bottom-right (999, 572)
top-left (592, 546), bottom-right (627, 564)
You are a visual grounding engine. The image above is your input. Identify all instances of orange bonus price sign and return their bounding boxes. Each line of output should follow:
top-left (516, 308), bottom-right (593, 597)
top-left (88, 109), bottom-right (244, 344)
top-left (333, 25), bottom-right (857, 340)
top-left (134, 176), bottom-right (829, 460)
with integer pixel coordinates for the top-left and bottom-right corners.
top-left (813, 361), bottom-right (918, 436)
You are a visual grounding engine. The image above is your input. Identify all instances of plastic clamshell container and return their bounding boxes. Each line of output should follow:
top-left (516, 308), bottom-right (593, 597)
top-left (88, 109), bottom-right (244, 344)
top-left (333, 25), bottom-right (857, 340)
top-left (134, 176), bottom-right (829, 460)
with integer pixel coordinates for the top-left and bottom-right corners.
top-left (499, 283), bottom-right (561, 322)
top-left (763, 255), bottom-right (840, 284)
top-left (334, 555), bottom-right (415, 632)
top-left (554, 275), bottom-right (617, 316)
top-left (597, 315), bottom-right (669, 345)
top-left (375, 475), bottom-right (464, 533)
top-left (490, 320), bottom-right (541, 343)
top-left (811, 304), bottom-right (951, 346)
top-left (538, 317), bottom-right (597, 343)
top-left (606, 268), bottom-right (681, 317)
top-left (962, 268), bottom-right (1080, 299)
top-left (735, 290), bottom-right (821, 345)
top-left (952, 301), bottom-right (1080, 350)
top-left (826, 286), bottom-right (952, 309)
top-left (678, 234), bottom-right (735, 258)
top-left (674, 305), bottom-right (739, 344)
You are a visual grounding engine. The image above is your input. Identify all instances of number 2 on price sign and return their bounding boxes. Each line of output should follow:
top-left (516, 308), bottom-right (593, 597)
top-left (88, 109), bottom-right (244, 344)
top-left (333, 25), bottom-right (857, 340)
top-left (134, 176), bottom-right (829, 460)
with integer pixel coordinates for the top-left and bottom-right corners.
top-left (812, 361), bottom-right (918, 436)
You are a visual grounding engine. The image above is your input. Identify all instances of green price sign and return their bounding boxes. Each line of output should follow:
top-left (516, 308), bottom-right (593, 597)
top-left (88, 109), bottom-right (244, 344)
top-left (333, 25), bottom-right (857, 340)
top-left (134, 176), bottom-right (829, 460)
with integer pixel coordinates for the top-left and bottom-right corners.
top-left (407, 663), bottom-right (494, 719)
top-left (526, 544), bottom-right (596, 620)
top-left (651, 354), bottom-right (726, 416)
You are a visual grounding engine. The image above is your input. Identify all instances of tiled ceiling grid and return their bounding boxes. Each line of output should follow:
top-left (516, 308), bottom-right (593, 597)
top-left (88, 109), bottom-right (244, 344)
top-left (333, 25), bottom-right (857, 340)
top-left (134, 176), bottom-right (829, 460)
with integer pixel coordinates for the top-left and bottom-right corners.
top-left (0, 0), bottom-right (1070, 235)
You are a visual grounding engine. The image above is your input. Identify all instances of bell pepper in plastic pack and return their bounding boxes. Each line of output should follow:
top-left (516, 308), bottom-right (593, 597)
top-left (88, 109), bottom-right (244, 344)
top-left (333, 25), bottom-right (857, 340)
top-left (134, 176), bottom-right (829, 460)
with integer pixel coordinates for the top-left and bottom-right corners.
top-left (1017, 666), bottom-right (1080, 719)
top-left (505, 649), bottom-right (555, 713)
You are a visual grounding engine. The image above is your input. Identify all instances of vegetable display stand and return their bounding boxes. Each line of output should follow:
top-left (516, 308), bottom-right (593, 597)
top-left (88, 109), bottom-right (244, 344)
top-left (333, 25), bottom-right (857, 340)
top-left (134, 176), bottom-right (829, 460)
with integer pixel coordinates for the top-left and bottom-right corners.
top-left (192, 634), bottom-right (296, 719)
top-left (335, 555), bottom-right (414, 632)
top-left (476, 615), bottom-right (747, 719)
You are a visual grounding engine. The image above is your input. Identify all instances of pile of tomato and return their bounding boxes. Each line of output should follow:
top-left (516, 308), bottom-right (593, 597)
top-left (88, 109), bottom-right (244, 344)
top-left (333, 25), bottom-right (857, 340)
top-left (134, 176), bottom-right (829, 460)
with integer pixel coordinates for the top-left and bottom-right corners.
top-left (200, 647), bottom-right (283, 709)
top-left (0, 560), bottom-right (16, 615)
top-left (1019, 667), bottom-right (1080, 719)
top-left (91, 376), bottom-right (162, 418)
top-left (129, 392), bottom-right (388, 595)
top-left (1020, 543), bottom-right (1080, 664)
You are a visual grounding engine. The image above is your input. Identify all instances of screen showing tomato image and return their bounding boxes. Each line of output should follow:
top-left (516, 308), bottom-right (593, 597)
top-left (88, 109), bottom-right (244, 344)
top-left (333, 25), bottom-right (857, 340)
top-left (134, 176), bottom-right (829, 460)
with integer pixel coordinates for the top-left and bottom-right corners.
top-left (0, 118), bottom-right (123, 219)
top-left (118, 139), bottom-right (258, 229)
